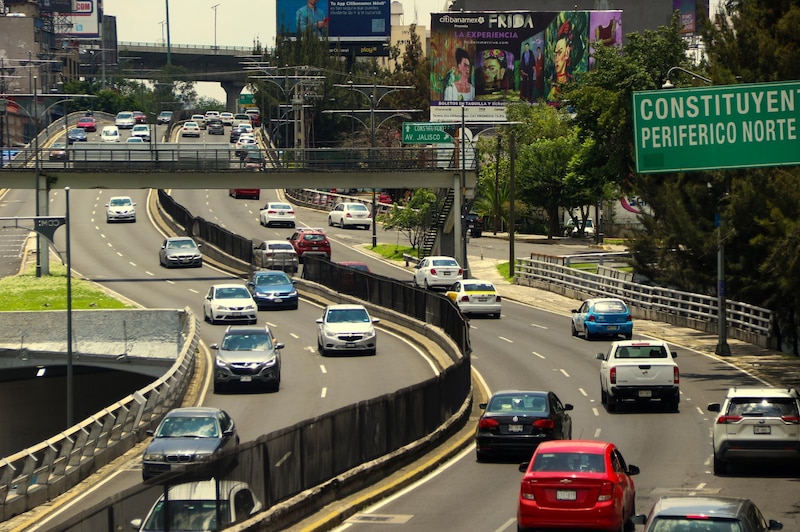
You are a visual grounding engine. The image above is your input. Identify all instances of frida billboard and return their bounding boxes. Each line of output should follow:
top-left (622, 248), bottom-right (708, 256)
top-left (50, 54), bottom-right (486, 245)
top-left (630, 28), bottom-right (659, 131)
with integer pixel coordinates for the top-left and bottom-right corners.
top-left (429, 10), bottom-right (622, 122)
top-left (276, 0), bottom-right (390, 54)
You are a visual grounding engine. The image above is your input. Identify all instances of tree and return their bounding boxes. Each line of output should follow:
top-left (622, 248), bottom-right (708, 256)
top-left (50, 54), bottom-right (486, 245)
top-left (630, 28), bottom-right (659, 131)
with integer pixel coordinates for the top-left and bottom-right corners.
top-left (379, 189), bottom-right (438, 251)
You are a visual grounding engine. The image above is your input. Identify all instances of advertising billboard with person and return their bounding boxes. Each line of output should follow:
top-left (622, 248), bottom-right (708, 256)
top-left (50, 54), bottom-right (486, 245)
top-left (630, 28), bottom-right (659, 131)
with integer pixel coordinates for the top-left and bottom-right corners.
top-left (429, 10), bottom-right (622, 122)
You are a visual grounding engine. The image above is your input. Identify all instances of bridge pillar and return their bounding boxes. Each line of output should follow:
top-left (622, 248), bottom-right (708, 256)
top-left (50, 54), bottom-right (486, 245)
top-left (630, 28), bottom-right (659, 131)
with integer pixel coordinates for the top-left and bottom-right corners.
top-left (221, 81), bottom-right (245, 113)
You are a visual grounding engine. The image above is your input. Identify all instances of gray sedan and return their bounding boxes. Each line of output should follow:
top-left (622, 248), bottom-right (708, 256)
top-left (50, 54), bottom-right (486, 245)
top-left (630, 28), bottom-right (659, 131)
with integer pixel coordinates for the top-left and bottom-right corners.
top-left (159, 237), bottom-right (203, 268)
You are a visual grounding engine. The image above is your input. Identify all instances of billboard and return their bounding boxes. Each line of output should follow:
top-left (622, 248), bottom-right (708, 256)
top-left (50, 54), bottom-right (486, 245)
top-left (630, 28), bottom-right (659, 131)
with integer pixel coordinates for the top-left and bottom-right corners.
top-left (276, 0), bottom-right (390, 43)
top-left (429, 10), bottom-right (622, 122)
top-left (40, 0), bottom-right (73, 12)
top-left (64, 0), bottom-right (101, 39)
top-left (673, 0), bottom-right (710, 34)
top-left (633, 81), bottom-right (800, 173)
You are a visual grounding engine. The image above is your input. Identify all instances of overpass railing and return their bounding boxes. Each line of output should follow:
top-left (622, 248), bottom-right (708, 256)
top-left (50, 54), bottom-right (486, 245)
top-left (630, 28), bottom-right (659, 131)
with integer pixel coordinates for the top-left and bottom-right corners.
top-left (515, 256), bottom-right (773, 348)
top-left (119, 41), bottom-right (252, 53)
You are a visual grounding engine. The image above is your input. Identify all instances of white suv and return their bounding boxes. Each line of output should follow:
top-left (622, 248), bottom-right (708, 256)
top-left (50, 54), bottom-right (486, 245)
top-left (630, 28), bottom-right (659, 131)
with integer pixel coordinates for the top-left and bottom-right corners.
top-left (707, 387), bottom-right (800, 474)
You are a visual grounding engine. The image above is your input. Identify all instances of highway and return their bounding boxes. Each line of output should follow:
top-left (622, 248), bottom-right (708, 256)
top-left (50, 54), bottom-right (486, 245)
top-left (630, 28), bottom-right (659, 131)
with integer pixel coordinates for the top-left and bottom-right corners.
top-left (5, 121), bottom-right (799, 531)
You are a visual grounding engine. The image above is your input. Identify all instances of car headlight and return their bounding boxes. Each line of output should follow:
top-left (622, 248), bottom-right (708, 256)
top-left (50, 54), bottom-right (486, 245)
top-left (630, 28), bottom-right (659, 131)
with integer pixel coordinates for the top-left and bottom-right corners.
top-left (143, 452), bottom-right (165, 462)
top-left (194, 452), bottom-right (215, 461)
top-left (244, 304), bottom-right (255, 311)
top-left (262, 356), bottom-right (277, 368)
top-left (324, 329), bottom-right (338, 338)
top-left (216, 305), bottom-right (230, 311)
top-left (364, 329), bottom-right (376, 339)
top-left (288, 290), bottom-right (298, 297)
top-left (215, 357), bottom-right (229, 368)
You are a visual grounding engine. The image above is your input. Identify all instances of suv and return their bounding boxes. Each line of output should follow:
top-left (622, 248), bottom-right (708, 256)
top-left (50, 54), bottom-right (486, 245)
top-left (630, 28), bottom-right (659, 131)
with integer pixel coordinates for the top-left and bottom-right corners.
top-left (707, 387), bottom-right (800, 474)
top-left (287, 228), bottom-right (331, 262)
top-left (210, 325), bottom-right (283, 393)
top-left (464, 212), bottom-right (483, 237)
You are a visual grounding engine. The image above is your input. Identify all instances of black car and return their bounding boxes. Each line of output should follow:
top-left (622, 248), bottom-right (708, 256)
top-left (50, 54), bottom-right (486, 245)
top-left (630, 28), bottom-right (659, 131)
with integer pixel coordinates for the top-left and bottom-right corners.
top-left (67, 127), bottom-right (88, 144)
top-left (475, 390), bottom-right (573, 461)
top-left (141, 407), bottom-right (239, 480)
top-left (230, 125), bottom-right (247, 143)
top-left (633, 496), bottom-right (783, 531)
top-left (207, 118), bottom-right (225, 135)
top-left (464, 212), bottom-right (483, 237)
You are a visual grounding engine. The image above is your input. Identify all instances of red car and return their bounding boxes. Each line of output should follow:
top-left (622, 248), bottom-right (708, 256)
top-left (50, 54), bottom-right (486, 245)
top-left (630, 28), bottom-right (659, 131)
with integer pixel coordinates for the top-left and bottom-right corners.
top-left (76, 116), bottom-right (97, 132)
top-left (287, 228), bottom-right (331, 262)
top-left (517, 440), bottom-right (640, 532)
top-left (132, 111), bottom-right (147, 124)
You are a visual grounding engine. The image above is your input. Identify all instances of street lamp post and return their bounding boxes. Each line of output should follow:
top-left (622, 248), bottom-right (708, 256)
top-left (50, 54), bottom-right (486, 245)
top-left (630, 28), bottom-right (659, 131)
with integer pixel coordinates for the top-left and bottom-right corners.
top-left (212, 4), bottom-right (221, 50)
top-left (165, 0), bottom-right (173, 65)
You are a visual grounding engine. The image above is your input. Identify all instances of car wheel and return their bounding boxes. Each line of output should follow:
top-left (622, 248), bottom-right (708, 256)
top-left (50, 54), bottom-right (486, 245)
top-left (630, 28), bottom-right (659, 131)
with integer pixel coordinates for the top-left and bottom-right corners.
top-left (571, 322), bottom-right (578, 337)
top-left (213, 380), bottom-right (223, 394)
top-left (424, 279), bottom-right (430, 290)
top-left (328, 216), bottom-right (333, 226)
top-left (713, 454), bottom-right (727, 475)
top-left (476, 451), bottom-right (490, 462)
top-left (585, 328), bottom-right (593, 341)
top-left (625, 332), bottom-right (633, 340)
top-left (606, 394), bottom-right (617, 412)
top-left (668, 394), bottom-right (680, 412)
top-left (600, 386), bottom-right (608, 404)
top-left (492, 313), bottom-right (501, 319)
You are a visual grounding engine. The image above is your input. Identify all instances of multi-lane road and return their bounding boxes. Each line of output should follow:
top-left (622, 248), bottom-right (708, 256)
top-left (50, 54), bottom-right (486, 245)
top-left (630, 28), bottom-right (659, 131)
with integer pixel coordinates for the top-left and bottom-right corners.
top-left (4, 120), bottom-right (799, 530)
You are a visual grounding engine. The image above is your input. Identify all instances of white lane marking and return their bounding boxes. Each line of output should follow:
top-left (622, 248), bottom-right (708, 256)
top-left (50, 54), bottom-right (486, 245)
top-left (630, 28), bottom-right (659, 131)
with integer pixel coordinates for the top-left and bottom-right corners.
top-left (380, 327), bottom-right (440, 376)
top-left (532, 351), bottom-right (545, 359)
top-left (166, 280), bottom-right (175, 285)
top-left (498, 336), bottom-right (513, 343)
top-left (320, 365), bottom-right (327, 374)
top-left (530, 323), bottom-right (548, 329)
top-left (129, 262), bottom-right (136, 267)
top-left (290, 333), bottom-right (300, 339)
top-left (188, 288), bottom-right (199, 294)
top-left (578, 388), bottom-right (588, 396)
top-left (145, 271), bottom-right (154, 276)
top-left (695, 406), bottom-right (704, 415)
top-left (321, 387), bottom-right (327, 398)
top-left (594, 428), bottom-right (602, 438)
top-left (100, 233), bottom-right (106, 239)
top-left (559, 369), bottom-right (570, 378)
top-left (495, 519), bottom-right (516, 532)
top-left (265, 321), bottom-right (277, 328)
top-left (592, 407), bottom-right (600, 417)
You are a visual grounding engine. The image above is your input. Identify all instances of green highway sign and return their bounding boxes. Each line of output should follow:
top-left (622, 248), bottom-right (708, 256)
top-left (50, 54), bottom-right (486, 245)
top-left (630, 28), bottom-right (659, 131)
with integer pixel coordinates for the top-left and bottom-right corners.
top-left (239, 93), bottom-right (255, 105)
top-left (633, 80), bottom-right (800, 173)
top-left (402, 122), bottom-right (455, 144)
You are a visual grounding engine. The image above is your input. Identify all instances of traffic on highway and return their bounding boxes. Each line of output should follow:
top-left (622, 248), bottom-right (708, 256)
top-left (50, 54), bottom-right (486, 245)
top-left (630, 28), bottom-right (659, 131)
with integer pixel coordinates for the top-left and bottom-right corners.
top-left (3, 114), bottom-right (798, 531)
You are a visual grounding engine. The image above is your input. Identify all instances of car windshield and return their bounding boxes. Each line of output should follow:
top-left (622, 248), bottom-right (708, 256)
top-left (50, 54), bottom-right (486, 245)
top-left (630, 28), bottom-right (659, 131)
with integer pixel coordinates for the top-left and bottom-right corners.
top-left (531, 452), bottom-right (605, 473)
top-left (463, 283), bottom-right (495, 292)
top-left (327, 308), bottom-right (370, 323)
top-left (110, 198), bottom-right (132, 206)
top-left (118, 113), bottom-right (132, 119)
top-left (646, 518), bottom-right (743, 532)
top-left (156, 416), bottom-right (219, 438)
top-left (488, 394), bottom-right (547, 413)
top-left (215, 287), bottom-right (251, 299)
top-left (594, 301), bottom-right (627, 313)
top-left (615, 345), bottom-right (667, 359)
top-left (221, 332), bottom-right (273, 351)
top-left (254, 273), bottom-right (291, 286)
top-left (169, 239), bottom-right (197, 250)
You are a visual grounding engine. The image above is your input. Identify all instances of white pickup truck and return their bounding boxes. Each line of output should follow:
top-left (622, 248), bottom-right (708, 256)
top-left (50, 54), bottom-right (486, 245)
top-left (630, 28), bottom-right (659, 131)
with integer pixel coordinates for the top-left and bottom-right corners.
top-left (597, 340), bottom-right (680, 412)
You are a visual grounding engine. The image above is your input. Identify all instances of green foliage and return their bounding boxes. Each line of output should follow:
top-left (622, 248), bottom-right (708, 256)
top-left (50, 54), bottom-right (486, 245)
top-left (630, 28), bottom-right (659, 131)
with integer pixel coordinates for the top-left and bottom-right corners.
top-left (368, 243), bottom-right (415, 261)
top-left (379, 189), bottom-right (437, 251)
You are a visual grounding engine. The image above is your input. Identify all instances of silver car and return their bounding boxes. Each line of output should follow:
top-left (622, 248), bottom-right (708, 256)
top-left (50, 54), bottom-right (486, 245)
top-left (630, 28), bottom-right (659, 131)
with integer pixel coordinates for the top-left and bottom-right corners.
top-left (141, 407), bottom-right (239, 480)
top-left (105, 196), bottom-right (136, 223)
top-left (159, 237), bottom-right (203, 268)
top-left (211, 325), bottom-right (283, 393)
top-left (316, 304), bottom-right (379, 356)
top-left (252, 240), bottom-right (298, 272)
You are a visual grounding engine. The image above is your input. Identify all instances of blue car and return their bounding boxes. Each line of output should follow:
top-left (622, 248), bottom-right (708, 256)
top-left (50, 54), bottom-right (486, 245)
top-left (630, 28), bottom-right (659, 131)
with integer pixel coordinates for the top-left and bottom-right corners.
top-left (571, 297), bottom-right (633, 340)
top-left (246, 270), bottom-right (299, 310)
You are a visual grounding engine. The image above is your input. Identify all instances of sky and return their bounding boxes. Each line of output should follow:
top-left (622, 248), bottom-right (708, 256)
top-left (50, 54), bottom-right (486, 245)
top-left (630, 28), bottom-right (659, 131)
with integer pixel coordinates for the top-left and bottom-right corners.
top-left (103, 0), bottom-right (450, 101)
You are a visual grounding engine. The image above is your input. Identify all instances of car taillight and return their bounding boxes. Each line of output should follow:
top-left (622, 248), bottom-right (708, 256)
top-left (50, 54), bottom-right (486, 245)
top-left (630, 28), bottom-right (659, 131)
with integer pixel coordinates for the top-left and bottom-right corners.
top-left (610, 367), bottom-right (616, 385)
top-left (267, 210), bottom-right (277, 214)
top-left (717, 415), bottom-right (742, 424)
top-left (533, 418), bottom-right (555, 429)
top-left (346, 212), bottom-right (352, 218)
top-left (288, 210), bottom-right (295, 214)
top-left (520, 479), bottom-right (536, 500)
top-left (673, 366), bottom-right (680, 384)
top-left (626, 314), bottom-right (632, 321)
top-left (479, 418), bottom-right (499, 429)
top-left (430, 268), bottom-right (437, 275)
top-left (597, 482), bottom-right (614, 502)
top-left (495, 295), bottom-right (502, 302)
top-left (458, 268), bottom-right (463, 275)
top-left (460, 295), bottom-right (469, 302)
top-left (781, 416), bottom-right (800, 424)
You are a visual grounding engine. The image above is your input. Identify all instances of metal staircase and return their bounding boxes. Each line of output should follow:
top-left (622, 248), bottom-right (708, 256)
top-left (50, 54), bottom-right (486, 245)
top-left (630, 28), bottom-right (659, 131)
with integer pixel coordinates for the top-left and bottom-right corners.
top-left (420, 188), bottom-right (454, 258)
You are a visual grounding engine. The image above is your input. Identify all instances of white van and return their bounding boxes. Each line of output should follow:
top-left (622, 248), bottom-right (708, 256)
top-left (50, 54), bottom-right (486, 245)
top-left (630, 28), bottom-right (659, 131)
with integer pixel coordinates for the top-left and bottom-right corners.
top-left (101, 126), bottom-right (120, 142)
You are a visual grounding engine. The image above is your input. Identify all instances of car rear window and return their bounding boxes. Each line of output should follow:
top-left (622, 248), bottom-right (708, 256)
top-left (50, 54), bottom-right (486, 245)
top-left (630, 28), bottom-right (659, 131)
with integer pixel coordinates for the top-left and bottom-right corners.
top-left (594, 301), bottom-right (627, 313)
top-left (727, 398), bottom-right (799, 417)
top-left (432, 259), bottom-right (458, 267)
top-left (464, 283), bottom-right (495, 292)
top-left (347, 204), bottom-right (368, 211)
top-left (488, 394), bottom-right (547, 413)
top-left (267, 243), bottom-right (294, 251)
top-left (647, 518), bottom-right (742, 531)
top-left (616, 345), bottom-right (667, 359)
top-left (532, 452), bottom-right (605, 473)
top-left (303, 234), bottom-right (326, 242)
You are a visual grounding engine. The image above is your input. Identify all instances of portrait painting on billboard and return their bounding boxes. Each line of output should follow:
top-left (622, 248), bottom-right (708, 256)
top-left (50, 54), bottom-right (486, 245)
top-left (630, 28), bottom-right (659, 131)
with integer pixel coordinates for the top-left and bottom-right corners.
top-left (544, 11), bottom-right (589, 102)
top-left (476, 48), bottom-right (515, 100)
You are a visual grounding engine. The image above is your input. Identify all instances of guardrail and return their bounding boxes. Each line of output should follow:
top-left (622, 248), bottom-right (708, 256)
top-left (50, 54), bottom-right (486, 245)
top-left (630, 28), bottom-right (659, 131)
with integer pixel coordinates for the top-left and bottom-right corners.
top-left (119, 41), bottom-right (252, 52)
top-left (0, 308), bottom-right (200, 522)
top-left (285, 188), bottom-right (395, 217)
top-left (515, 257), bottom-right (773, 348)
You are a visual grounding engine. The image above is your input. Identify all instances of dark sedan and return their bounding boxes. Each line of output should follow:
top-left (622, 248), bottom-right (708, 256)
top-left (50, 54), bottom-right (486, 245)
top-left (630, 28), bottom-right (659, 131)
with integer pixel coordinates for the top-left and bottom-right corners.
top-left (633, 496), bottom-right (783, 531)
top-left (476, 390), bottom-right (573, 461)
top-left (246, 270), bottom-right (298, 310)
top-left (207, 118), bottom-right (225, 135)
top-left (141, 407), bottom-right (239, 480)
top-left (67, 127), bottom-right (88, 144)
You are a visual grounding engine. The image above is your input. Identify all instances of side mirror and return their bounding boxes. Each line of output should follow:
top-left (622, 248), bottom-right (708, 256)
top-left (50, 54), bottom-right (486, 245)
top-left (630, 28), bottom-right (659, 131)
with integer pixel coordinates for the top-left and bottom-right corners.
top-left (564, 403), bottom-right (574, 411)
top-left (518, 462), bottom-right (529, 473)
top-left (104, 203), bottom-right (109, 207)
top-left (671, 351), bottom-right (678, 358)
top-left (707, 403), bottom-right (721, 413)
top-left (130, 518), bottom-right (143, 530)
top-left (571, 309), bottom-right (579, 313)
top-left (596, 353), bottom-right (606, 361)
top-left (315, 318), bottom-right (323, 324)
top-left (626, 464), bottom-right (640, 476)
top-left (210, 343), bottom-right (219, 350)
top-left (479, 402), bottom-right (487, 409)
top-left (372, 318), bottom-right (380, 324)
top-left (631, 515), bottom-right (647, 525)
top-left (196, 243), bottom-right (202, 248)
top-left (275, 343), bottom-right (285, 350)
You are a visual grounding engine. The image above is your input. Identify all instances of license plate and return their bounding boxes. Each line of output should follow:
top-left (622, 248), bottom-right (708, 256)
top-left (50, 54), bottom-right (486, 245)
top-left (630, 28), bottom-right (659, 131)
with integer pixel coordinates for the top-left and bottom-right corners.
top-left (231, 312), bottom-right (242, 317)
top-left (556, 490), bottom-right (577, 501)
top-left (508, 424), bottom-right (523, 433)
top-left (476, 297), bottom-right (489, 302)
top-left (443, 272), bottom-right (451, 276)
top-left (240, 376), bottom-right (252, 382)
top-left (346, 342), bottom-right (356, 348)
top-left (607, 325), bottom-right (619, 331)
top-left (638, 390), bottom-right (652, 398)
top-left (754, 426), bottom-right (771, 434)
top-left (312, 247), bottom-right (319, 250)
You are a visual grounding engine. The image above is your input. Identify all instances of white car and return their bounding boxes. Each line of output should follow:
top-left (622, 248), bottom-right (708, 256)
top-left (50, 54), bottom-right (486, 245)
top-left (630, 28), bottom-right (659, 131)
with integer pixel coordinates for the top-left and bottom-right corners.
top-left (413, 256), bottom-right (463, 289)
top-left (100, 125), bottom-right (120, 142)
top-left (181, 121), bottom-right (201, 137)
top-left (445, 279), bottom-right (501, 318)
top-left (114, 111), bottom-right (136, 129)
top-left (220, 112), bottom-right (234, 125)
top-left (204, 110), bottom-right (220, 121)
top-left (259, 202), bottom-right (296, 228)
top-left (125, 137), bottom-right (144, 143)
top-left (707, 387), bottom-right (800, 474)
top-left (105, 196), bottom-right (136, 223)
top-left (191, 114), bottom-right (207, 129)
top-left (130, 124), bottom-right (151, 141)
top-left (130, 479), bottom-right (262, 531)
top-left (203, 283), bottom-right (258, 325)
top-left (328, 202), bottom-right (372, 229)
top-left (316, 304), bottom-right (379, 356)
top-left (235, 135), bottom-right (258, 156)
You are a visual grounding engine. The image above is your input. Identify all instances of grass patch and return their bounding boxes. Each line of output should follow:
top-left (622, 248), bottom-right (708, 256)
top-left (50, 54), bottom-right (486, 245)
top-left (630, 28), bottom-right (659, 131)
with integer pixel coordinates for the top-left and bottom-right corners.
top-left (497, 261), bottom-right (513, 281)
top-left (367, 244), bottom-right (416, 262)
top-left (0, 263), bottom-right (133, 311)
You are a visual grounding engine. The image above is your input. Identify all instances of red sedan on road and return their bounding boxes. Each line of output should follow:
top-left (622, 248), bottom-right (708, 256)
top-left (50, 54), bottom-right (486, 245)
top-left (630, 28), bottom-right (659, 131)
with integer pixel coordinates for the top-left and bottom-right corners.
top-left (76, 116), bottom-right (97, 132)
top-left (517, 440), bottom-right (640, 531)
